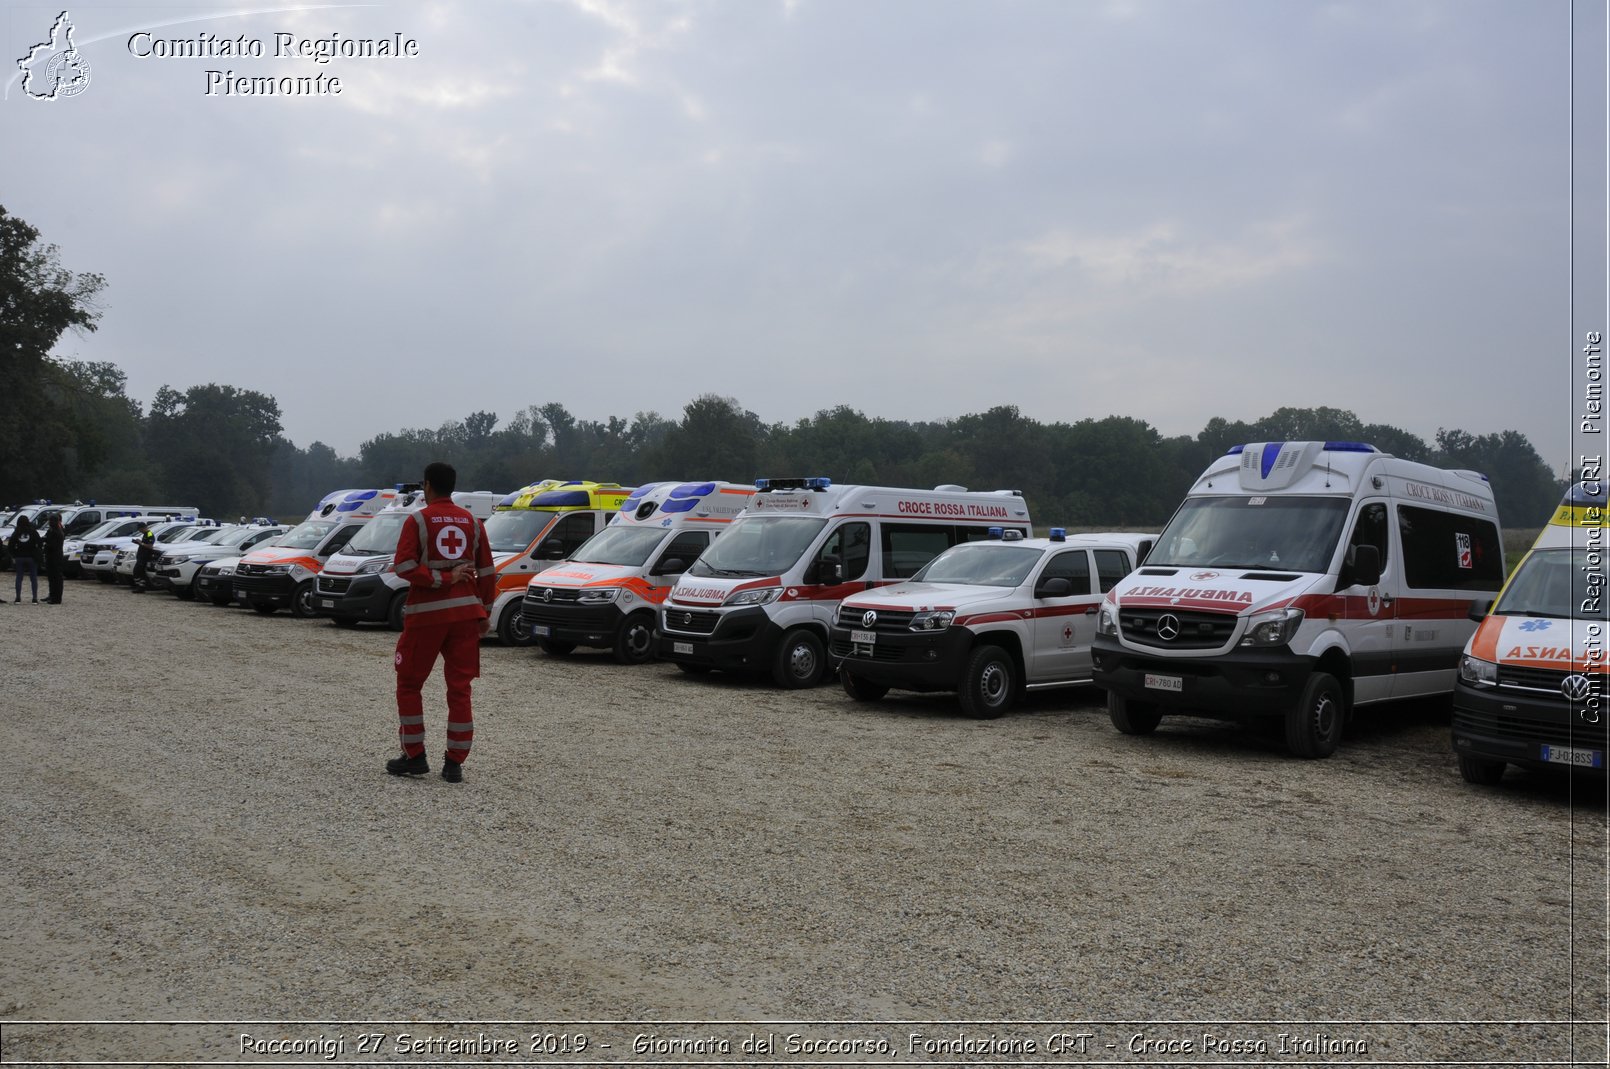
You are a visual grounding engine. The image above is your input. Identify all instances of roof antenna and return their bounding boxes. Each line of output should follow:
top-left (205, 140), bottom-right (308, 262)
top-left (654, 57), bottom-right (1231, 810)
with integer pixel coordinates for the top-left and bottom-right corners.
top-left (1324, 452), bottom-right (1333, 489)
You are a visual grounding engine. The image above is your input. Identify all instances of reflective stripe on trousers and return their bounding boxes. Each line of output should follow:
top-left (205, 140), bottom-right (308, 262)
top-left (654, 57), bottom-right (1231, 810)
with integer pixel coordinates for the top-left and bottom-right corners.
top-left (394, 618), bottom-right (480, 761)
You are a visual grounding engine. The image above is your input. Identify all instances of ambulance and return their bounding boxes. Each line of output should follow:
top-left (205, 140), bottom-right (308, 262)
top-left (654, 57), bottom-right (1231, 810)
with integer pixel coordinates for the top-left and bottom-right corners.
top-left (521, 480), bottom-right (757, 663)
top-left (1452, 482), bottom-right (1608, 782)
top-left (658, 478), bottom-right (1032, 688)
top-left (232, 488), bottom-right (402, 617)
top-left (833, 528), bottom-right (1152, 717)
top-left (404, 479), bottom-right (636, 645)
top-left (1091, 441), bottom-right (1504, 758)
top-left (313, 486), bottom-right (503, 630)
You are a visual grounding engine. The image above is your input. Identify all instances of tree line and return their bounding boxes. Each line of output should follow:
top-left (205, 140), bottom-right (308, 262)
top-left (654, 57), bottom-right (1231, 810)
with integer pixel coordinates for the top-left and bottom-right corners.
top-left (1, 204), bottom-right (1566, 530)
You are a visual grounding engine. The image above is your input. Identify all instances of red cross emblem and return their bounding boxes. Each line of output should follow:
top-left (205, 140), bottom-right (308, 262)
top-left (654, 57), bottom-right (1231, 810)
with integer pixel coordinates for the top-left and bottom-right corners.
top-left (435, 525), bottom-right (468, 559)
top-left (1062, 624), bottom-right (1074, 642)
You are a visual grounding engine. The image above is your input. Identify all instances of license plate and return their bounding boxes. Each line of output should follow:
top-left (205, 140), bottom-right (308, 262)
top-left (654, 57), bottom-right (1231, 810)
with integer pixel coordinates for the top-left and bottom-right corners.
top-left (319, 599), bottom-right (336, 609)
top-left (530, 624), bottom-right (550, 637)
top-left (1144, 673), bottom-right (1183, 693)
top-left (851, 629), bottom-right (876, 645)
top-left (673, 641), bottom-right (693, 656)
top-left (1541, 744), bottom-right (1604, 768)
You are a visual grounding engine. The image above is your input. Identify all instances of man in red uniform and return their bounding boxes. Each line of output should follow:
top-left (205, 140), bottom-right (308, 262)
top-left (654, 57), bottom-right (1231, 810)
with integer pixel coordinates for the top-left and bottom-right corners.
top-left (386, 462), bottom-right (497, 783)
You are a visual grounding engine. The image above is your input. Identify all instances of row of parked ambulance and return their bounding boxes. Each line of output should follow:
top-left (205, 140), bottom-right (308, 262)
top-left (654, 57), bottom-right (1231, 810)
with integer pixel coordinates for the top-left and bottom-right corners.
top-left (16, 442), bottom-right (1605, 781)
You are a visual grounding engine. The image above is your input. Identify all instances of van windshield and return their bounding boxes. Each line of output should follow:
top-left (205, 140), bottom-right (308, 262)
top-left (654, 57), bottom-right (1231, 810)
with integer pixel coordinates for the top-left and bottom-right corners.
top-left (572, 525), bottom-right (668, 567)
top-left (485, 510), bottom-right (556, 554)
top-left (1148, 496), bottom-right (1350, 574)
top-left (913, 543), bottom-right (1041, 587)
top-left (1495, 548), bottom-right (1599, 620)
top-left (278, 520), bottom-right (337, 551)
top-left (346, 512), bottom-right (409, 556)
top-left (688, 516), bottom-right (826, 578)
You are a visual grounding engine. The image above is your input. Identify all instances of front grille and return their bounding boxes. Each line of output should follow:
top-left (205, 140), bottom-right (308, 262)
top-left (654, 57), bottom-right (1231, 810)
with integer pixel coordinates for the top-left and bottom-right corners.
top-left (1119, 608), bottom-right (1238, 650)
top-left (232, 575), bottom-right (288, 595)
top-left (1496, 664), bottom-right (1603, 699)
top-left (830, 637), bottom-right (904, 662)
top-left (662, 609), bottom-right (720, 635)
top-left (527, 586), bottom-right (581, 604)
top-left (835, 606), bottom-right (917, 632)
top-left (317, 576), bottom-right (352, 595)
top-left (1454, 707), bottom-right (1609, 748)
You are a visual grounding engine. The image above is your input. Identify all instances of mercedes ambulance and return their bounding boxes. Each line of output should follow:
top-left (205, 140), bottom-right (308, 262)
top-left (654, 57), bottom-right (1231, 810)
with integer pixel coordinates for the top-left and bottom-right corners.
top-left (833, 528), bottom-right (1152, 717)
top-left (232, 488), bottom-right (402, 617)
top-left (521, 480), bottom-right (757, 663)
top-left (658, 478), bottom-right (1032, 688)
top-left (1092, 441), bottom-right (1504, 758)
top-left (313, 486), bottom-right (502, 630)
top-left (1452, 482), bottom-right (1608, 783)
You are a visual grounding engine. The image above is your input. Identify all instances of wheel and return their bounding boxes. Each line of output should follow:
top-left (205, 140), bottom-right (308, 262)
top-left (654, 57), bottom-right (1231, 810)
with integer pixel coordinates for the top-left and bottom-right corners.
top-left (1108, 691), bottom-right (1163, 735)
top-left (96, 572), bottom-right (114, 584)
top-left (840, 667), bottom-right (889, 702)
top-left (495, 602), bottom-right (534, 646)
top-left (675, 661), bottom-right (711, 675)
top-left (331, 617), bottom-right (358, 628)
top-left (613, 612), bottom-right (657, 665)
top-left (772, 628), bottom-right (826, 689)
top-left (251, 601), bottom-right (277, 615)
top-left (387, 591), bottom-right (407, 632)
top-left (175, 581), bottom-right (195, 601)
top-left (958, 645), bottom-right (1016, 719)
top-left (1457, 754), bottom-right (1507, 785)
top-left (539, 637), bottom-right (577, 656)
top-left (209, 592), bottom-right (233, 607)
top-left (289, 580), bottom-right (316, 619)
top-left (1286, 671), bottom-right (1345, 758)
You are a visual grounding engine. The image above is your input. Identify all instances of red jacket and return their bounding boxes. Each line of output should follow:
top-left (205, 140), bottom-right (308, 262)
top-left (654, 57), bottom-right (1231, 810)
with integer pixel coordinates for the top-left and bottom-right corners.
top-left (391, 499), bottom-right (497, 627)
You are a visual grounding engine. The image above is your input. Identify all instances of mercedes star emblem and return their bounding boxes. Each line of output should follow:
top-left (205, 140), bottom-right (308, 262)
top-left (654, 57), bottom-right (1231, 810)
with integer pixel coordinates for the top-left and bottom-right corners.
top-left (1156, 613), bottom-right (1181, 642)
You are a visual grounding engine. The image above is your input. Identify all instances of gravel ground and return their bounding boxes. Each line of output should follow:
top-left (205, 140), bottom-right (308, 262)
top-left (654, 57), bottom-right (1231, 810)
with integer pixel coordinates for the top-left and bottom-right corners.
top-left (1, 580), bottom-right (1605, 1065)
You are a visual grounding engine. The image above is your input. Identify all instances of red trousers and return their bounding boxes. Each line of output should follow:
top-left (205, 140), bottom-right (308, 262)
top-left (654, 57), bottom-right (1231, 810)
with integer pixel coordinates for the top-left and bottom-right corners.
top-left (394, 619), bottom-right (480, 762)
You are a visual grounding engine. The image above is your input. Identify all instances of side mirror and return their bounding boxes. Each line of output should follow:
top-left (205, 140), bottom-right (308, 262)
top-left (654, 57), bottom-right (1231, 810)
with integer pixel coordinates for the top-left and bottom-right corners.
top-left (817, 554), bottom-right (843, 585)
top-left (652, 557), bottom-right (686, 577)
top-left (1468, 599), bottom-right (1493, 622)
top-left (1346, 544), bottom-right (1381, 588)
top-left (1035, 577), bottom-right (1072, 599)
top-left (540, 538), bottom-right (566, 560)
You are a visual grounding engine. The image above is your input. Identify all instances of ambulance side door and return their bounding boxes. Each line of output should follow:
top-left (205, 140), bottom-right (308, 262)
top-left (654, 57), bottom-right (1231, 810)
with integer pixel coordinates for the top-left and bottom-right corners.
top-left (1338, 501), bottom-right (1397, 705)
top-left (1030, 549), bottom-right (1102, 683)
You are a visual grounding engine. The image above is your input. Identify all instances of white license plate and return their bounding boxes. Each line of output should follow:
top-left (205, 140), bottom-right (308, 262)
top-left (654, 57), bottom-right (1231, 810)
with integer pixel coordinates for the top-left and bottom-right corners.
top-left (1541, 744), bottom-right (1604, 768)
top-left (531, 625), bottom-right (551, 637)
top-left (673, 641), bottom-right (693, 656)
top-left (851, 629), bottom-right (877, 645)
top-left (1144, 673), bottom-right (1183, 693)
top-left (319, 598), bottom-right (336, 609)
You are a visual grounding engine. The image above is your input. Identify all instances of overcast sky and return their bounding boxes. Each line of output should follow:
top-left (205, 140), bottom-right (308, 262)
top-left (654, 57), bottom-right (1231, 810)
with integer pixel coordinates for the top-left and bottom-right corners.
top-left (3, 0), bottom-right (1604, 468)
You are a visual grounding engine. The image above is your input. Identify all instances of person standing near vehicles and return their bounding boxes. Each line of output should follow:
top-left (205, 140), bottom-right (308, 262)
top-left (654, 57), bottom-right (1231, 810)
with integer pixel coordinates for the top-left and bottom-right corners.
top-left (130, 529), bottom-right (157, 593)
top-left (43, 514), bottom-right (65, 604)
top-left (8, 515), bottom-right (41, 603)
top-left (385, 462), bottom-right (497, 784)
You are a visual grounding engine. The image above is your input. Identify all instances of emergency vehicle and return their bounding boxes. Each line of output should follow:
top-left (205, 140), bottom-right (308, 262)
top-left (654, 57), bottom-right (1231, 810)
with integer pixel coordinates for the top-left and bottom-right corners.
top-left (658, 478), bottom-right (1032, 688)
top-left (521, 480), bottom-right (757, 663)
top-left (82, 517), bottom-right (204, 582)
top-left (152, 522), bottom-right (289, 598)
top-left (1452, 482), bottom-right (1608, 782)
top-left (60, 504), bottom-right (188, 537)
top-left (833, 528), bottom-right (1152, 717)
top-left (1092, 441), bottom-right (1504, 758)
top-left (64, 516), bottom-right (170, 578)
top-left (313, 486), bottom-right (502, 630)
top-left (232, 488), bottom-right (402, 616)
top-left (115, 520), bottom-right (222, 581)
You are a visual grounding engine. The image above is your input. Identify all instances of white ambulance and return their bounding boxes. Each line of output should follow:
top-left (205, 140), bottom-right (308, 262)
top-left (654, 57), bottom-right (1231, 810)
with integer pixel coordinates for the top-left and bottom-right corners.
top-left (521, 480), bottom-right (757, 663)
top-left (313, 486), bottom-right (502, 630)
top-left (658, 478), bottom-right (1032, 687)
top-left (1452, 482), bottom-right (1607, 783)
top-left (232, 488), bottom-right (402, 617)
top-left (1091, 441), bottom-right (1504, 758)
top-left (833, 528), bottom-right (1152, 717)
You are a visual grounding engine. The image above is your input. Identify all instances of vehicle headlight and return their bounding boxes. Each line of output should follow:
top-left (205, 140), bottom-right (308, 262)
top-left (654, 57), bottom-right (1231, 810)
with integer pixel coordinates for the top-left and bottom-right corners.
top-left (578, 587), bottom-right (620, 604)
top-left (261, 563), bottom-right (291, 575)
top-left (215, 564), bottom-right (236, 576)
top-left (724, 586), bottom-right (783, 607)
top-left (1096, 604), bottom-right (1119, 637)
top-left (1460, 654), bottom-right (1498, 688)
top-left (358, 557), bottom-right (390, 575)
top-left (166, 555), bottom-right (190, 565)
top-left (1239, 607), bottom-right (1304, 647)
top-left (908, 609), bottom-right (954, 631)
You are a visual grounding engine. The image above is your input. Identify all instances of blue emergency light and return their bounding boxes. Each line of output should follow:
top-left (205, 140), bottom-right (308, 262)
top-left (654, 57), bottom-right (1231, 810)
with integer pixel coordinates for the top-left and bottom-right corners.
top-left (987, 527), bottom-right (1003, 539)
top-left (755, 477), bottom-right (832, 492)
top-left (1049, 527), bottom-right (1066, 541)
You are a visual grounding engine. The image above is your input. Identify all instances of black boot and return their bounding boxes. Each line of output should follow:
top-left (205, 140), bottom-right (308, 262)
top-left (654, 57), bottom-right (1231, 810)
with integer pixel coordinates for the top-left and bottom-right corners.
top-left (386, 752), bottom-right (429, 776)
top-left (441, 759), bottom-right (463, 783)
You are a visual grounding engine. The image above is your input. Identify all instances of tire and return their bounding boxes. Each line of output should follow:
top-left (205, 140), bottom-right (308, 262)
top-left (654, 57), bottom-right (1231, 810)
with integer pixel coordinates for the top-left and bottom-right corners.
top-left (675, 662), bottom-right (711, 675)
top-left (613, 612), bottom-right (657, 665)
top-left (539, 637), bottom-right (577, 656)
top-left (387, 591), bottom-right (407, 633)
top-left (772, 628), bottom-right (826, 689)
top-left (958, 645), bottom-right (1016, 719)
top-left (209, 592), bottom-right (233, 607)
top-left (251, 601), bottom-right (277, 615)
top-left (176, 581), bottom-right (195, 602)
top-left (496, 603), bottom-right (534, 646)
top-left (331, 617), bottom-right (358, 628)
top-left (96, 572), bottom-right (114, 584)
top-left (1286, 671), bottom-right (1345, 759)
top-left (840, 667), bottom-right (889, 703)
top-left (1457, 754), bottom-right (1507, 785)
top-left (289, 580), bottom-right (316, 619)
top-left (1108, 691), bottom-right (1163, 735)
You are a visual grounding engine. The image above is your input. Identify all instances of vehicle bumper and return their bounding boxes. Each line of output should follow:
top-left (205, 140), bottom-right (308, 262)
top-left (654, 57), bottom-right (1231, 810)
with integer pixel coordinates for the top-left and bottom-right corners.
top-left (196, 573), bottom-right (236, 602)
top-left (658, 606), bottom-right (781, 671)
top-left (521, 599), bottom-right (627, 647)
top-left (828, 624), bottom-right (975, 691)
top-left (233, 573), bottom-right (297, 607)
top-left (1452, 682), bottom-right (1608, 771)
top-left (1090, 635), bottom-right (1313, 715)
top-left (314, 573), bottom-right (393, 622)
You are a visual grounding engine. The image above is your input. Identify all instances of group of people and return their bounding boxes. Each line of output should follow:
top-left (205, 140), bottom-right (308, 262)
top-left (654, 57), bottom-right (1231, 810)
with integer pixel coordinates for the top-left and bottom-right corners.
top-left (3, 514), bottom-right (66, 604)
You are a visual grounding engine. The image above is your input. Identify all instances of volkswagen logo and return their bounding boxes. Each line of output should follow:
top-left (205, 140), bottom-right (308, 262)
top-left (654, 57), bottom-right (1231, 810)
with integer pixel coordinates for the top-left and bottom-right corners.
top-left (1156, 613), bottom-right (1181, 642)
top-left (1561, 674), bottom-right (1595, 702)
top-left (862, 610), bottom-right (878, 628)
top-left (541, 587), bottom-right (554, 603)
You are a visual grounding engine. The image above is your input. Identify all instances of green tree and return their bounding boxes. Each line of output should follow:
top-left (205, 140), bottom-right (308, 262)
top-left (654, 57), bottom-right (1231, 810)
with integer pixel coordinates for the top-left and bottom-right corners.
top-left (146, 383), bottom-right (284, 516)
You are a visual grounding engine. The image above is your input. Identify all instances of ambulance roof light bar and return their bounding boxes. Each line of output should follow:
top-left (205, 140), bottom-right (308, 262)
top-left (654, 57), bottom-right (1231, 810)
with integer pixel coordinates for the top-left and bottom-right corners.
top-left (987, 527), bottom-right (1003, 539)
top-left (755, 477), bottom-right (833, 492)
top-left (1049, 527), bottom-right (1066, 541)
top-left (1224, 441), bottom-right (1378, 456)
